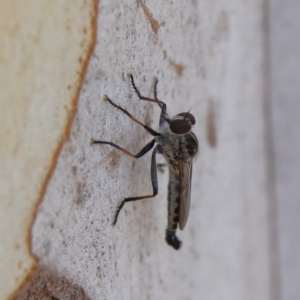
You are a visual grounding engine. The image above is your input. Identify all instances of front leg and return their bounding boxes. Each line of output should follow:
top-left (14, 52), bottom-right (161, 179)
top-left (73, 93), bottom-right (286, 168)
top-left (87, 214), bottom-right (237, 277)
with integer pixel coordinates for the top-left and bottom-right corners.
top-left (128, 73), bottom-right (170, 127)
top-left (103, 95), bottom-right (160, 137)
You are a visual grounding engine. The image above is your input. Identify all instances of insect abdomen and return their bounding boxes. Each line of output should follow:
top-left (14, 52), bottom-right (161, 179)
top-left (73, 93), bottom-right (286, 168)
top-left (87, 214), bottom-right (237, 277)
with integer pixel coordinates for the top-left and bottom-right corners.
top-left (167, 166), bottom-right (180, 232)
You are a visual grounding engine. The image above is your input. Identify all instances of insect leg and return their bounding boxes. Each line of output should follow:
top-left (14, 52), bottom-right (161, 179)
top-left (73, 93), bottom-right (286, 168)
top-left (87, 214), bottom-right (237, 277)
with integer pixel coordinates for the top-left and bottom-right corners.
top-left (112, 145), bottom-right (161, 225)
top-left (91, 138), bottom-right (155, 159)
top-left (103, 95), bottom-right (159, 136)
top-left (128, 73), bottom-right (165, 106)
top-left (128, 73), bottom-right (170, 127)
top-left (153, 76), bottom-right (159, 102)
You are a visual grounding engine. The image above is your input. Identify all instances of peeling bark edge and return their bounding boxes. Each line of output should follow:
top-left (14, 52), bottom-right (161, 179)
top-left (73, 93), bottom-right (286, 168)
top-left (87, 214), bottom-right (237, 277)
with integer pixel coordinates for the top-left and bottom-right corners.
top-left (9, 1), bottom-right (100, 299)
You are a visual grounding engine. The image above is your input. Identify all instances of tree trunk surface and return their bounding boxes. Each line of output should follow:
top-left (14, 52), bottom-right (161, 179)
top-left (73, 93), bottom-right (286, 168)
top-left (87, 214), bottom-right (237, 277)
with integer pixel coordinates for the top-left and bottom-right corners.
top-left (30, 1), bottom-right (300, 300)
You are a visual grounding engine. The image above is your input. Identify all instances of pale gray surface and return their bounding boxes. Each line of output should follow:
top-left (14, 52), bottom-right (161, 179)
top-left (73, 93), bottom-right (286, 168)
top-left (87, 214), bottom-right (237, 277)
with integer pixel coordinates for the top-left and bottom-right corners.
top-left (32, 1), bottom-right (299, 300)
top-left (270, 1), bottom-right (300, 299)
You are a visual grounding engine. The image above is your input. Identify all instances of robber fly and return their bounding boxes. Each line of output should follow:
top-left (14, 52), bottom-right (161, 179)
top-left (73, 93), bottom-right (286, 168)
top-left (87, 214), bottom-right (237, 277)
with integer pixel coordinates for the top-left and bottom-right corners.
top-left (91, 74), bottom-right (198, 250)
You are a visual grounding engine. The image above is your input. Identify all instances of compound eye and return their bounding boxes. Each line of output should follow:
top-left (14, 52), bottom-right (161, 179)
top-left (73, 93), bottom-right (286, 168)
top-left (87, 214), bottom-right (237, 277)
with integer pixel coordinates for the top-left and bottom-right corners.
top-left (177, 112), bottom-right (196, 125)
top-left (170, 118), bottom-right (191, 134)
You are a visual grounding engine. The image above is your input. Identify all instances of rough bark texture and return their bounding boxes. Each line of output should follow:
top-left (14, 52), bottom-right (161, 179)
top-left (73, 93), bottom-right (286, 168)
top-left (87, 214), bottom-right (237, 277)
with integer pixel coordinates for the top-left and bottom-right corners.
top-left (0, 1), bottom-right (97, 299)
top-left (29, 1), bottom-right (300, 300)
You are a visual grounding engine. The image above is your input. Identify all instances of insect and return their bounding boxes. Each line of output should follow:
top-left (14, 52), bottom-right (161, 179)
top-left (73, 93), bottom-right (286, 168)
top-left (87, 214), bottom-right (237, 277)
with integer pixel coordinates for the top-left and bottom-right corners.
top-left (91, 74), bottom-right (198, 250)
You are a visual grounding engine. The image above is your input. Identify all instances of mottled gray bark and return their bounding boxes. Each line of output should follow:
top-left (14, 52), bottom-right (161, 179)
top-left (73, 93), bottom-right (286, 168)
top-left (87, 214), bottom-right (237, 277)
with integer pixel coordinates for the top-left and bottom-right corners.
top-left (32, 1), bottom-right (300, 300)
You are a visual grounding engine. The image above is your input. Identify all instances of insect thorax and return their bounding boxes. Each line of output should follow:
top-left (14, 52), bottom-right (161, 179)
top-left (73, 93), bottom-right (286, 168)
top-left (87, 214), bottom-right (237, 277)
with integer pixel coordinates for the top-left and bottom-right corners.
top-left (155, 131), bottom-right (198, 164)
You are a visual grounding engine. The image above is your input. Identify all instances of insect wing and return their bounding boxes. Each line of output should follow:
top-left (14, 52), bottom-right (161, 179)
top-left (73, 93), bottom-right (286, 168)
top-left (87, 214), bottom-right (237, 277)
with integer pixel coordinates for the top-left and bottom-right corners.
top-left (178, 159), bottom-right (193, 230)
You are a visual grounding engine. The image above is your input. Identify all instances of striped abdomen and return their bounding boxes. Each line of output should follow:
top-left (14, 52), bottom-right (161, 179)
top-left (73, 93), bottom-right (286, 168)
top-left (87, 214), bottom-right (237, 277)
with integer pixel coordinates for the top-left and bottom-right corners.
top-left (167, 165), bottom-right (180, 232)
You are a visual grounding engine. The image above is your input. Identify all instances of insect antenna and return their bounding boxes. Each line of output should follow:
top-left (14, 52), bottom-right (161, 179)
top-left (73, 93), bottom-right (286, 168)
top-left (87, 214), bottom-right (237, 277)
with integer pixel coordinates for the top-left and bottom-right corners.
top-left (183, 107), bottom-right (193, 120)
